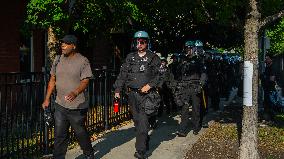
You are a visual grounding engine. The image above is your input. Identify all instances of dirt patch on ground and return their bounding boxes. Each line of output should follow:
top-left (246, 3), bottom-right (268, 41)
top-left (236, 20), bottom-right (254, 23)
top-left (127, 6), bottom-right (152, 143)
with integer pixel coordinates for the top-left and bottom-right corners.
top-left (185, 106), bottom-right (284, 159)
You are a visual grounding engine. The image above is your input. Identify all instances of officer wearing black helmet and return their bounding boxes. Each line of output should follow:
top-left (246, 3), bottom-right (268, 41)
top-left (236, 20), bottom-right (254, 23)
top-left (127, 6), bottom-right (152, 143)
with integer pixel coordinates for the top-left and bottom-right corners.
top-left (158, 57), bottom-right (175, 115)
top-left (175, 40), bottom-right (207, 137)
top-left (168, 53), bottom-right (180, 80)
top-left (113, 31), bottom-right (161, 159)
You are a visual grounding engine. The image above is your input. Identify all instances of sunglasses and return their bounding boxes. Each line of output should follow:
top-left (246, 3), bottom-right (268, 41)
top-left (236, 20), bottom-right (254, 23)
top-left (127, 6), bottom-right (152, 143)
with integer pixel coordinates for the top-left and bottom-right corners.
top-left (137, 41), bottom-right (147, 45)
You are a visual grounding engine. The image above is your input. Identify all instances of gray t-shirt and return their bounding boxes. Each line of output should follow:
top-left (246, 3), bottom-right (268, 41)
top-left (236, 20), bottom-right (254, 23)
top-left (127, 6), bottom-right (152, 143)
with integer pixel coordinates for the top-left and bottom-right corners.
top-left (50, 53), bottom-right (93, 109)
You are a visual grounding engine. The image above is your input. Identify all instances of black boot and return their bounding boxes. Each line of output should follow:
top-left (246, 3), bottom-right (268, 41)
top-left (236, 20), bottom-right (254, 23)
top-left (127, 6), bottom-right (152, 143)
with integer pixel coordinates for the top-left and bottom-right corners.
top-left (134, 151), bottom-right (146, 159)
top-left (176, 131), bottom-right (187, 137)
top-left (193, 126), bottom-right (201, 135)
top-left (202, 122), bottom-right (209, 128)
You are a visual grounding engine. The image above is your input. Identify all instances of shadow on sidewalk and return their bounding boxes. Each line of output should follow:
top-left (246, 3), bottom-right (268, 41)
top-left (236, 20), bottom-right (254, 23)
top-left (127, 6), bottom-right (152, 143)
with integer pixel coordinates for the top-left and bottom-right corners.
top-left (146, 114), bottom-right (180, 157)
top-left (75, 127), bottom-right (136, 159)
top-left (75, 113), bottom-right (181, 158)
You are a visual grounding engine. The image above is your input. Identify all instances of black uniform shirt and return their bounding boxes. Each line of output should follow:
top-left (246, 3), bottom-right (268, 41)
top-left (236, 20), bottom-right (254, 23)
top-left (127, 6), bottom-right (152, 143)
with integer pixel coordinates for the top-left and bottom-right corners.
top-left (180, 55), bottom-right (206, 82)
top-left (114, 50), bottom-right (161, 92)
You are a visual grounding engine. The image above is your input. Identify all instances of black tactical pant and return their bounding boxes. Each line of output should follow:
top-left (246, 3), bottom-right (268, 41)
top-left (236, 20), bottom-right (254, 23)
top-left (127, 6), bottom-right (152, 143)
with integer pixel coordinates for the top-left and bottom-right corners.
top-left (178, 84), bottom-right (201, 132)
top-left (53, 103), bottom-right (93, 159)
top-left (208, 82), bottom-right (220, 110)
top-left (158, 85), bottom-right (172, 115)
top-left (128, 91), bottom-right (150, 153)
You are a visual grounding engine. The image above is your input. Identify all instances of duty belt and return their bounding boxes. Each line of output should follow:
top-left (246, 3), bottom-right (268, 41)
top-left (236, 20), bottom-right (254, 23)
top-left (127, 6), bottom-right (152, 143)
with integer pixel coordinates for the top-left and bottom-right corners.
top-left (127, 87), bottom-right (157, 93)
top-left (127, 87), bottom-right (140, 92)
top-left (180, 79), bottom-right (200, 83)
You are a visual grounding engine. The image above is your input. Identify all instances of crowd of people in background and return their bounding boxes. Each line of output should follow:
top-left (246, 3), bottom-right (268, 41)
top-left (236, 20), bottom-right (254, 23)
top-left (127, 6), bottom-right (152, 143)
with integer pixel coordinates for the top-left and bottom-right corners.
top-left (156, 38), bottom-right (243, 137)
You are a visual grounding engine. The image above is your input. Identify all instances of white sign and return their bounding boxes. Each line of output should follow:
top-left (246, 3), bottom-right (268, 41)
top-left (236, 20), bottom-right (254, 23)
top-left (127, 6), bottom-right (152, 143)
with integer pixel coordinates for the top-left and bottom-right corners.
top-left (243, 61), bottom-right (253, 106)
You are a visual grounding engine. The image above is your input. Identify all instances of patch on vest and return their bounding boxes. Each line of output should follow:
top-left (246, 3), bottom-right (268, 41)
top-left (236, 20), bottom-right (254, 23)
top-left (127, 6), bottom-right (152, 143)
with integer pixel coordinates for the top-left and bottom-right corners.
top-left (140, 65), bottom-right (145, 72)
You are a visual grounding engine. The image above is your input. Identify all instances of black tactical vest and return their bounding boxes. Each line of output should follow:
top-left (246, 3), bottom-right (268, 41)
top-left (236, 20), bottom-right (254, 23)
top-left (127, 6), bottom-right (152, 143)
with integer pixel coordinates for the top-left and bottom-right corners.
top-left (126, 51), bottom-right (156, 88)
top-left (181, 56), bottom-right (204, 80)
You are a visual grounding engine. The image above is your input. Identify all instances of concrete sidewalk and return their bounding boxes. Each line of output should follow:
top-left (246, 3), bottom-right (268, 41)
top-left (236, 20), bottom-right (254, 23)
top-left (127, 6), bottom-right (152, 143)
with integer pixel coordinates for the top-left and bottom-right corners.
top-left (65, 112), bottom-right (210, 159)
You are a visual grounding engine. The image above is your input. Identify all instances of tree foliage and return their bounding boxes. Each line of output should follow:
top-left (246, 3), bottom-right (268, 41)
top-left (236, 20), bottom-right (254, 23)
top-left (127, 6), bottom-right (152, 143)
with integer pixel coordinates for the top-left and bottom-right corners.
top-left (260, 0), bottom-right (284, 55)
top-left (25, 0), bottom-right (284, 53)
top-left (26, 0), bottom-right (145, 37)
top-left (26, 0), bottom-right (248, 49)
top-left (26, 0), bottom-right (68, 35)
top-left (130, 0), bottom-right (247, 52)
top-left (260, 0), bottom-right (284, 17)
top-left (266, 18), bottom-right (284, 55)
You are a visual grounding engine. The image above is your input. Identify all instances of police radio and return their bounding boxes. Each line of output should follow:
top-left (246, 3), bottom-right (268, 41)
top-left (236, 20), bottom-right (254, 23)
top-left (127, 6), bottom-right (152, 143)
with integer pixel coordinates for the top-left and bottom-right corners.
top-left (114, 97), bottom-right (119, 113)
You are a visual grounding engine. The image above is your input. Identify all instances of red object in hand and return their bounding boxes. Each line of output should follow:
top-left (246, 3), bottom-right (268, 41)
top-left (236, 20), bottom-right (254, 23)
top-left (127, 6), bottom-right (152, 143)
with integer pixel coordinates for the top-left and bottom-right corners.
top-left (114, 98), bottom-right (119, 113)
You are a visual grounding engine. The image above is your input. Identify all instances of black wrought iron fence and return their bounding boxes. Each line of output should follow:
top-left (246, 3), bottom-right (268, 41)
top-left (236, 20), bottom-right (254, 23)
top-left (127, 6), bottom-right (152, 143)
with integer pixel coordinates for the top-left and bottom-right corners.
top-left (0, 70), bottom-right (130, 159)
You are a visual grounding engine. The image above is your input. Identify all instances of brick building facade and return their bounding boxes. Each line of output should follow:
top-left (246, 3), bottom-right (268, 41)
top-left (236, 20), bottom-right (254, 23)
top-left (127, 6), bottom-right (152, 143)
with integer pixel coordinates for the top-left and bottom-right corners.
top-left (0, 1), bottom-right (26, 72)
top-left (0, 1), bottom-right (45, 73)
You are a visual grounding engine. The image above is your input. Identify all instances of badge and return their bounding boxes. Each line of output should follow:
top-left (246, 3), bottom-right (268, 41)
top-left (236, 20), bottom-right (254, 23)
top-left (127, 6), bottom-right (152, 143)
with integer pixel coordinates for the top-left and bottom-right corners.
top-left (142, 57), bottom-right (148, 61)
top-left (140, 65), bottom-right (145, 72)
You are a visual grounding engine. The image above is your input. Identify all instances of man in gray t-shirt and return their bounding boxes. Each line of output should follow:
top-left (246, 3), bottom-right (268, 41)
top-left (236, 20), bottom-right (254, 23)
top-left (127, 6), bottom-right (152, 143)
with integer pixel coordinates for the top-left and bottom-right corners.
top-left (50, 51), bottom-right (92, 109)
top-left (42, 35), bottom-right (94, 159)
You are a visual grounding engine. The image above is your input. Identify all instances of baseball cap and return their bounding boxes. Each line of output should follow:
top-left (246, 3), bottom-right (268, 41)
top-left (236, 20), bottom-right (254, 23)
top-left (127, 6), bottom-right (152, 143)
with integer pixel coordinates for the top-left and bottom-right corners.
top-left (60, 35), bottom-right (77, 45)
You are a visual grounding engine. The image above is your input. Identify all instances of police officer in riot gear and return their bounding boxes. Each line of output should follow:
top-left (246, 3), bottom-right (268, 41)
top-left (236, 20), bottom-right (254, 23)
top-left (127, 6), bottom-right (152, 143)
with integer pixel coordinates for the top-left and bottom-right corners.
top-left (194, 40), bottom-right (209, 128)
top-left (175, 40), bottom-right (207, 137)
top-left (168, 53), bottom-right (180, 80)
top-left (194, 40), bottom-right (205, 56)
top-left (113, 31), bottom-right (161, 159)
top-left (158, 57), bottom-right (174, 115)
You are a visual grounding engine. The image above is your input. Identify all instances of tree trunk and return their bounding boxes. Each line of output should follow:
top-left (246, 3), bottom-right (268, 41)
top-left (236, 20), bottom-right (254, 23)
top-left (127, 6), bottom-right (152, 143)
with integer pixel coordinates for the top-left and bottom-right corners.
top-left (47, 27), bottom-right (58, 68)
top-left (239, 0), bottom-right (260, 158)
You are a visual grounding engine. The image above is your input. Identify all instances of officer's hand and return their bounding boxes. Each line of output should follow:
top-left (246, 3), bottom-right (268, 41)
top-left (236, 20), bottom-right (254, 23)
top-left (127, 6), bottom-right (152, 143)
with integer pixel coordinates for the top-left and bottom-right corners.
top-left (115, 92), bottom-right (120, 99)
top-left (141, 84), bottom-right (151, 93)
top-left (65, 91), bottom-right (78, 102)
top-left (42, 99), bottom-right (50, 109)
